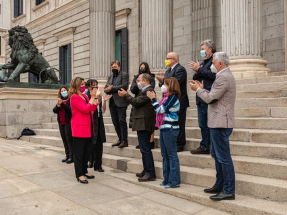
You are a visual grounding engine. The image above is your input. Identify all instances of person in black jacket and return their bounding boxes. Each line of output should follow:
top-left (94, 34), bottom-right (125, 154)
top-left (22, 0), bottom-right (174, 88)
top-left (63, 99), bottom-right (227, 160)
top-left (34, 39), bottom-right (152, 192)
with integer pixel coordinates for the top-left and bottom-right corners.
top-left (130, 62), bottom-right (156, 149)
top-left (156, 52), bottom-right (190, 152)
top-left (189, 39), bottom-right (216, 154)
top-left (85, 79), bottom-right (112, 172)
top-left (53, 86), bottom-right (73, 164)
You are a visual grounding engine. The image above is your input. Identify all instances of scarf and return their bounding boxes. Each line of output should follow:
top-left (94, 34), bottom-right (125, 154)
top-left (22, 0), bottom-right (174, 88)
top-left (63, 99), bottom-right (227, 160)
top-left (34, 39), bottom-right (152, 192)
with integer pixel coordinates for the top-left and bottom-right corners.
top-left (155, 92), bottom-right (168, 129)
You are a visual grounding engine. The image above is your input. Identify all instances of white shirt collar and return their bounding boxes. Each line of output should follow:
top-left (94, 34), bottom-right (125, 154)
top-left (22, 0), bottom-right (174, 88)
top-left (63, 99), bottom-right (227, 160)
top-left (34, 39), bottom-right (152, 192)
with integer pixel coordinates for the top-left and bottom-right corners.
top-left (216, 68), bottom-right (228, 77)
top-left (171, 63), bottom-right (178, 71)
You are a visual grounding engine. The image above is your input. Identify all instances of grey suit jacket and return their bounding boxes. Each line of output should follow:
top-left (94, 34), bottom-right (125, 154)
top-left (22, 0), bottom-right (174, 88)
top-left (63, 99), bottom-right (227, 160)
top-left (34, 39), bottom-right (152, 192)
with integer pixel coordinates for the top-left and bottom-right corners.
top-left (197, 68), bottom-right (236, 128)
top-left (105, 71), bottom-right (129, 107)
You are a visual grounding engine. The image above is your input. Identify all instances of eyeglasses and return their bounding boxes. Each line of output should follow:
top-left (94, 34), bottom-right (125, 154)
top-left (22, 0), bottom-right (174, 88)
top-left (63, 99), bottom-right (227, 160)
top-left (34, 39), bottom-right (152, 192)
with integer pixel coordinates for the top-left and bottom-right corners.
top-left (166, 58), bottom-right (173, 60)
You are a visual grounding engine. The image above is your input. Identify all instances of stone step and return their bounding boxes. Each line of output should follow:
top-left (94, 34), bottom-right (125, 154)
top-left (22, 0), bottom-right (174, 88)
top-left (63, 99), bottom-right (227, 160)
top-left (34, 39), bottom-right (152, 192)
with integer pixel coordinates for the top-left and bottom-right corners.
top-left (236, 90), bottom-right (287, 99)
top-left (102, 153), bottom-right (287, 203)
top-left (106, 170), bottom-right (287, 215)
top-left (236, 81), bottom-right (287, 92)
top-left (103, 143), bottom-right (287, 180)
top-left (103, 116), bottom-right (287, 130)
top-left (234, 97), bottom-right (287, 108)
top-left (21, 135), bottom-right (63, 147)
top-left (42, 123), bottom-right (59, 129)
top-left (235, 75), bottom-right (287, 85)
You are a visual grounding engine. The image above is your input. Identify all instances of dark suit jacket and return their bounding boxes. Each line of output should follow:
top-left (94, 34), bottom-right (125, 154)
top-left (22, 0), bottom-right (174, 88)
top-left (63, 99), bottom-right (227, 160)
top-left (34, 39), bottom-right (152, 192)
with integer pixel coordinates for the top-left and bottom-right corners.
top-left (192, 55), bottom-right (216, 105)
top-left (105, 71), bottom-right (129, 107)
top-left (160, 63), bottom-right (189, 109)
top-left (123, 85), bottom-right (156, 133)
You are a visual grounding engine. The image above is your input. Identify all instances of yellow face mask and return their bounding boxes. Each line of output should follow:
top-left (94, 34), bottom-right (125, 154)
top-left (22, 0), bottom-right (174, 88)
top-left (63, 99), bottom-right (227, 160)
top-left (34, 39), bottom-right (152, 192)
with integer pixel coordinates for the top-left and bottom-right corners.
top-left (165, 60), bottom-right (171, 67)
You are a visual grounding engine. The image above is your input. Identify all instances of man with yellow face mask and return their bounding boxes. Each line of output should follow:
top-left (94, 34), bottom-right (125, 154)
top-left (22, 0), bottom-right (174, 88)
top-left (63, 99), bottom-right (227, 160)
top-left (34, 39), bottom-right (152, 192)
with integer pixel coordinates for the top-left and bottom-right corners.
top-left (156, 52), bottom-right (189, 152)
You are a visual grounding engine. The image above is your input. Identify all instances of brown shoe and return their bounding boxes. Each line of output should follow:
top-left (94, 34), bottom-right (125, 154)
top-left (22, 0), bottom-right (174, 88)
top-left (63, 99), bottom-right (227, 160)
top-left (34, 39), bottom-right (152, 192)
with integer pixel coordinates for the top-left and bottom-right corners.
top-left (118, 141), bottom-right (128, 148)
top-left (136, 170), bottom-right (145, 177)
top-left (138, 174), bottom-right (156, 182)
top-left (190, 147), bottom-right (210, 154)
top-left (112, 140), bottom-right (121, 147)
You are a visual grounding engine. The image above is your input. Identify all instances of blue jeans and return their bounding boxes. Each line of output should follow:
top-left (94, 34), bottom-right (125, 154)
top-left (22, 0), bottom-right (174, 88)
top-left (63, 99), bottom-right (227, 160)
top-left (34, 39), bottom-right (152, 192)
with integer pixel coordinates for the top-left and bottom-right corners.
top-left (197, 103), bottom-right (210, 150)
top-left (210, 128), bottom-right (235, 194)
top-left (160, 128), bottom-right (181, 186)
top-left (137, 130), bottom-right (155, 176)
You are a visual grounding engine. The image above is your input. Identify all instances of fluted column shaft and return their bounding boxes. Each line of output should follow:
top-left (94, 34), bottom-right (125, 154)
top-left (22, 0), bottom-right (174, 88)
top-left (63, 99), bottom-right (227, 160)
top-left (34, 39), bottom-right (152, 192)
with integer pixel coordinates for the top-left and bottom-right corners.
top-left (221, 0), bottom-right (270, 76)
top-left (142, 0), bottom-right (173, 72)
top-left (90, 0), bottom-right (115, 79)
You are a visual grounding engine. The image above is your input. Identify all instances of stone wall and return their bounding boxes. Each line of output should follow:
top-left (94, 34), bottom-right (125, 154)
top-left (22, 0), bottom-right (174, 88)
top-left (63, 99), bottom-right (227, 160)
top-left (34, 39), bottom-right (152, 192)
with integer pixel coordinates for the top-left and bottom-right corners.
top-left (263, 0), bottom-right (285, 72)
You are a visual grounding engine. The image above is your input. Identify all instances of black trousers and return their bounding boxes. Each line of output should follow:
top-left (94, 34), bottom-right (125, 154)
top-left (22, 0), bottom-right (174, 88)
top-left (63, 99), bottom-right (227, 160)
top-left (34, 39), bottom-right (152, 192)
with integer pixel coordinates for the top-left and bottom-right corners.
top-left (177, 108), bottom-right (187, 146)
top-left (109, 99), bottom-right (128, 142)
top-left (59, 123), bottom-right (73, 158)
top-left (89, 124), bottom-right (103, 169)
top-left (73, 137), bottom-right (92, 178)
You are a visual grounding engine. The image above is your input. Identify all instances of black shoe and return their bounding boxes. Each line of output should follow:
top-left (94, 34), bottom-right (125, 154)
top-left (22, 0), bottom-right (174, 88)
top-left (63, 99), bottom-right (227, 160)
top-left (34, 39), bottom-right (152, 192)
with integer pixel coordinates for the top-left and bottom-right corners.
top-left (136, 170), bottom-right (145, 177)
top-left (210, 191), bottom-right (235, 201)
top-left (138, 174), bottom-right (156, 182)
top-left (150, 142), bottom-right (155, 149)
top-left (94, 168), bottom-right (104, 172)
top-left (62, 157), bottom-right (69, 162)
top-left (112, 140), bottom-right (121, 147)
top-left (177, 146), bottom-right (184, 152)
top-left (66, 158), bottom-right (73, 164)
top-left (85, 174), bottom-right (95, 179)
top-left (136, 145), bottom-right (140, 149)
top-left (77, 178), bottom-right (88, 184)
top-left (204, 186), bottom-right (222, 194)
top-left (87, 162), bottom-right (93, 168)
top-left (118, 141), bottom-right (128, 148)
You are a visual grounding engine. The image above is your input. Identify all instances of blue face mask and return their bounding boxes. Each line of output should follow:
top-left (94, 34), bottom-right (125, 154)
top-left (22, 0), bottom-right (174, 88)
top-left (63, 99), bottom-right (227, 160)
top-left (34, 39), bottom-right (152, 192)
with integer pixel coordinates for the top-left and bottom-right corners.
top-left (200, 50), bottom-right (206, 58)
top-left (61, 91), bottom-right (68, 98)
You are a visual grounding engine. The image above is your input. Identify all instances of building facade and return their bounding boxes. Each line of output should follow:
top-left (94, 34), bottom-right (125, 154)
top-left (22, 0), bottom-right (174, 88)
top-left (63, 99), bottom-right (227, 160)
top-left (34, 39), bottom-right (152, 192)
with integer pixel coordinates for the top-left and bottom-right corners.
top-left (0, 0), bottom-right (286, 84)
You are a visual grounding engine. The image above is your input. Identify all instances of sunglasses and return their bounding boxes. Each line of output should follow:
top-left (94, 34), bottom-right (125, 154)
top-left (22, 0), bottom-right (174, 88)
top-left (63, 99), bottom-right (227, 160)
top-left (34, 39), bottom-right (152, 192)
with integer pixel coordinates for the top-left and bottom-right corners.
top-left (92, 87), bottom-right (98, 90)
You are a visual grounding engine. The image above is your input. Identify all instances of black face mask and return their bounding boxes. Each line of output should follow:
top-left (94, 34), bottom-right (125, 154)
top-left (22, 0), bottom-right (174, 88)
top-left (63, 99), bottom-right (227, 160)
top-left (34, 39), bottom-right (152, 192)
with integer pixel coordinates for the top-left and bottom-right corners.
top-left (61, 96), bottom-right (68, 100)
top-left (112, 69), bottom-right (118, 75)
top-left (139, 69), bottom-right (145, 74)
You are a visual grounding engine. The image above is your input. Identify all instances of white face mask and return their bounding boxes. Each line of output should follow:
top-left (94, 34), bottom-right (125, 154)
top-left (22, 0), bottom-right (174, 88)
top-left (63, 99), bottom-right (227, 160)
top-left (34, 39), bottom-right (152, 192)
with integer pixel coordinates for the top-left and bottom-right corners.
top-left (210, 64), bottom-right (219, 73)
top-left (137, 81), bottom-right (143, 90)
top-left (161, 85), bottom-right (167, 93)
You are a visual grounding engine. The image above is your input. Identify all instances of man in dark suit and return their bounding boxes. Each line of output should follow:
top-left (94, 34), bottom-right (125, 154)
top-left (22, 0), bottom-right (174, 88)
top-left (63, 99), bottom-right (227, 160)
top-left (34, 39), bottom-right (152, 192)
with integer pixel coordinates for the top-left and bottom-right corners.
top-left (189, 39), bottom-right (216, 154)
top-left (156, 52), bottom-right (189, 152)
top-left (118, 73), bottom-right (156, 182)
top-left (104, 61), bottom-right (129, 148)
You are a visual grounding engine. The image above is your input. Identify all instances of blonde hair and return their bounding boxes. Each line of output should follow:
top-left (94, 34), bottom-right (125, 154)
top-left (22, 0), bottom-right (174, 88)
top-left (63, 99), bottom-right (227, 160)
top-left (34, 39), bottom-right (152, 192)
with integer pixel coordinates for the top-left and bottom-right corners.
top-left (69, 77), bottom-right (84, 96)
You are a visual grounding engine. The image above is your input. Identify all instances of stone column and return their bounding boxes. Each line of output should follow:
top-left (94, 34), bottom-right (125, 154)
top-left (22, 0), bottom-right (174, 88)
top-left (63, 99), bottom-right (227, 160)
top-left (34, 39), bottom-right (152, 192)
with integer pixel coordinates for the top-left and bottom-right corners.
top-left (221, 0), bottom-right (270, 78)
top-left (141, 0), bottom-right (173, 73)
top-left (89, 0), bottom-right (115, 84)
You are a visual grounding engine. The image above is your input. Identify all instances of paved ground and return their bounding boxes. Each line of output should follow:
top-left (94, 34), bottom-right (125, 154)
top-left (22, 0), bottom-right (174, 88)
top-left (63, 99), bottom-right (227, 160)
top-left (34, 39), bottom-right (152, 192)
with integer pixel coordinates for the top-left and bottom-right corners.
top-left (0, 138), bottom-right (230, 215)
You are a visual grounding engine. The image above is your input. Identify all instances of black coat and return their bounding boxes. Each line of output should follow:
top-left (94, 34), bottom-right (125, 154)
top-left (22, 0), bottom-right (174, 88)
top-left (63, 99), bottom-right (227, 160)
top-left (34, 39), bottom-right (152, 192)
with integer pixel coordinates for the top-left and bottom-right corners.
top-left (85, 91), bottom-right (106, 144)
top-left (160, 63), bottom-right (189, 109)
top-left (192, 56), bottom-right (216, 105)
top-left (53, 99), bottom-right (72, 123)
top-left (129, 73), bottom-right (155, 128)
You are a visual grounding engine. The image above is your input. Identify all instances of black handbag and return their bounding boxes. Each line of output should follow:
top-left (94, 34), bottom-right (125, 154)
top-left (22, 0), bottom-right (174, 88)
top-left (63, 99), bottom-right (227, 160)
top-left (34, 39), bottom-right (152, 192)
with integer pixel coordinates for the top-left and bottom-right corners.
top-left (17, 127), bottom-right (36, 140)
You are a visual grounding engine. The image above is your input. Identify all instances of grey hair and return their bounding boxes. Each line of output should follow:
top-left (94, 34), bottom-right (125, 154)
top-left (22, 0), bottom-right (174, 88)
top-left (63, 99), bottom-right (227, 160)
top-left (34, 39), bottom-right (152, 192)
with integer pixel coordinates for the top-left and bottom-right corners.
top-left (200, 39), bottom-right (216, 53)
top-left (140, 73), bottom-right (151, 84)
top-left (213, 52), bottom-right (230, 66)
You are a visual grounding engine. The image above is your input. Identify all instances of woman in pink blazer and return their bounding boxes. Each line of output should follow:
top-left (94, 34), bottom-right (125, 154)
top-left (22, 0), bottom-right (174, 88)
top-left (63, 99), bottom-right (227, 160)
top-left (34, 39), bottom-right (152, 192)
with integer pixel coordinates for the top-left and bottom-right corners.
top-left (70, 77), bottom-right (98, 184)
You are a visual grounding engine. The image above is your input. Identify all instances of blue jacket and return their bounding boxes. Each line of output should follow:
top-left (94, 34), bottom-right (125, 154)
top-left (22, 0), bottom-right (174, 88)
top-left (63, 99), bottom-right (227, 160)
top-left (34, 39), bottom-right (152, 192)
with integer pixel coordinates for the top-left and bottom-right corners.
top-left (192, 56), bottom-right (216, 105)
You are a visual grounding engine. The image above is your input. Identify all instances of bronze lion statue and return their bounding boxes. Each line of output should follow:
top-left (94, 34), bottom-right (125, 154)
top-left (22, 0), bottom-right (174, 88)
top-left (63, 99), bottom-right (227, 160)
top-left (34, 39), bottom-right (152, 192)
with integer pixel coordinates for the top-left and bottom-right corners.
top-left (0, 26), bottom-right (61, 83)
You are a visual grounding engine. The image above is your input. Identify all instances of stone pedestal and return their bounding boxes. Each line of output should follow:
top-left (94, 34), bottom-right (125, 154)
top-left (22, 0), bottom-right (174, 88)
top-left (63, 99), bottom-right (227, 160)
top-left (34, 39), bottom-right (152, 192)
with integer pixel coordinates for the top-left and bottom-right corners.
top-left (0, 88), bottom-right (57, 139)
top-left (221, 0), bottom-right (271, 79)
top-left (89, 0), bottom-right (115, 83)
top-left (141, 0), bottom-right (173, 74)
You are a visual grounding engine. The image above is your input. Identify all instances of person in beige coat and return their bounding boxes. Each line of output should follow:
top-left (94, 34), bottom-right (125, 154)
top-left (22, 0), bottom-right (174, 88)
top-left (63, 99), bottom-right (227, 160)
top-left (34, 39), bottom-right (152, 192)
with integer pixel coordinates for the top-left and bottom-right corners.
top-left (190, 52), bottom-right (236, 201)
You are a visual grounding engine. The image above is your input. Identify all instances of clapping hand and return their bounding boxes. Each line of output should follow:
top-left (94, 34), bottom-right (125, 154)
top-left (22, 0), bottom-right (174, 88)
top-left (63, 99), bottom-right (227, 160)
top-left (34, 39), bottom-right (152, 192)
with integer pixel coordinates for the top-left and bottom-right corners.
top-left (155, 75), bottom-right (164, 83)
top-left (118, 88), bottom-right (128, 97)
top-left (147, 91), bottom-right (156, 100)
top-left (57, 98), bottom-right (63, 107)
top-left (105, 84), bottom-right (113, 93)
top-left (97, 94), bottom-right (102, 103)
top-left (90, 87), bottom-right (98, 98)
top-left (104, 94), bottom-right (113, 101)
top-left (188, 61), bottom-right (202, 73)
top-left (189, 80), bottom-right (204, 91)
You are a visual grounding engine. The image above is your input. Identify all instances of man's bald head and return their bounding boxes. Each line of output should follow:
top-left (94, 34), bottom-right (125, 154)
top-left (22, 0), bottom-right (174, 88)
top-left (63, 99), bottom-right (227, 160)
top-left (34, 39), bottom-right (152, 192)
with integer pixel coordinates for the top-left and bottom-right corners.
top-left (167, 52), bottom-right (179, 62)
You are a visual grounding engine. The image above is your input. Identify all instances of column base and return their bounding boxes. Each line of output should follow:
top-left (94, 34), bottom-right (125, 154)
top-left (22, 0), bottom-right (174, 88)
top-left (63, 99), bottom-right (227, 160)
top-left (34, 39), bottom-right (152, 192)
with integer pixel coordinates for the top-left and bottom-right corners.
top-left (229, 58), bottom-right (271, 79)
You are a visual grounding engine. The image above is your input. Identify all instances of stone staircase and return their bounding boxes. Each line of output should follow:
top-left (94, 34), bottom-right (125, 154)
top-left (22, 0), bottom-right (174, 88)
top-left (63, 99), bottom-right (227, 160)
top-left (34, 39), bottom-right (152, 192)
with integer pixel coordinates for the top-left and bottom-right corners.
top-left (21, 75), bottom-right (287, 215)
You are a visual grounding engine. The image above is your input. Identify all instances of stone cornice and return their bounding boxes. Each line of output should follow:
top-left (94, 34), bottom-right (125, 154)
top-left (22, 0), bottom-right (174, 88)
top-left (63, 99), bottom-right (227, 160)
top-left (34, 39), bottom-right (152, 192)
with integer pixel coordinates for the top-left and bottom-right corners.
top-left (115, 8), bottom-right (131, 20)
top-left (12, 14), bottom-right (26, 23)
top-left (0, 28), bottom-right (7, 32)
top-left (2, 34), bottom-right (9, 41)
top-left (34, 39), bottom-right (46, 46)
top-left (53, 27), bottom-right (76, 38)
top-left (32, 0), bottom-right (49, 12)
top-left (25, 0), bottom-right (88, 30)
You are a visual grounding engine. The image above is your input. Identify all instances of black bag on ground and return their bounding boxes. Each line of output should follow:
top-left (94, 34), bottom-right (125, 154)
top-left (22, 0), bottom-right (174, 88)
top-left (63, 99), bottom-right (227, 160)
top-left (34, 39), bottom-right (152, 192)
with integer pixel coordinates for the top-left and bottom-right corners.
top-left (17, 127), bottom-right (36, 140)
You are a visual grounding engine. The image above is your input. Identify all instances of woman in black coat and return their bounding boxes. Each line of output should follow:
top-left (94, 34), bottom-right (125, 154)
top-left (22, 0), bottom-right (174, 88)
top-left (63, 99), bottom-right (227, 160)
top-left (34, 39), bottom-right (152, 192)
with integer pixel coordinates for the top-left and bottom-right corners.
top-left (129, 62), bottom-right (156, 149)
top-left (53, 86), bottom-right (73, 164)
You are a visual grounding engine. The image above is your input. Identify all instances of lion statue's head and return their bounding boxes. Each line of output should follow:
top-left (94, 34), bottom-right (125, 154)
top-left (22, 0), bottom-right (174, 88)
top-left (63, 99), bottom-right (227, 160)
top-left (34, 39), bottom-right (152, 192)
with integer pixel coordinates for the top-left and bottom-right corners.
top-left (8, 26), bottom-right (39, 65)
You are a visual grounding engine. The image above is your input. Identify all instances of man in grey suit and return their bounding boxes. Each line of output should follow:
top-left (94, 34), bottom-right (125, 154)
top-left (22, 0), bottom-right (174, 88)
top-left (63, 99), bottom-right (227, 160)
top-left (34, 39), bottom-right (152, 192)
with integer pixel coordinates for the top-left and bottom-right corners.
top-left (190, 52), bottom-right (236, 201)
top-left (104, 61), bottom-right (129, 148)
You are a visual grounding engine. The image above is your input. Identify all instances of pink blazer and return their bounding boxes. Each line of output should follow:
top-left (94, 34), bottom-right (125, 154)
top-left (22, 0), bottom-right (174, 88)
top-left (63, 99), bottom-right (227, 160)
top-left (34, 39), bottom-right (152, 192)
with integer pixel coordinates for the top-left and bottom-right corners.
top-left (70, 94), bottom-right (98, 138)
